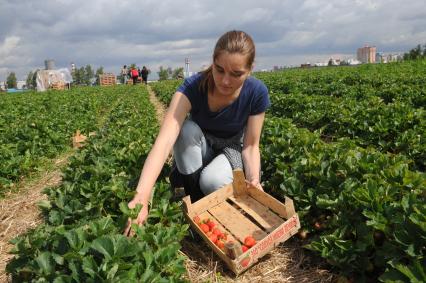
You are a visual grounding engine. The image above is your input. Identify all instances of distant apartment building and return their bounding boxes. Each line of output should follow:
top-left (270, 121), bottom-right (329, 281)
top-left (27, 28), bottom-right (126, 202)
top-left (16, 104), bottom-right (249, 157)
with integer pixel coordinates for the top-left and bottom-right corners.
top-left (357, 45), bottom-right (376, 63)
top-left (376, 52), bottom-right (403, 63)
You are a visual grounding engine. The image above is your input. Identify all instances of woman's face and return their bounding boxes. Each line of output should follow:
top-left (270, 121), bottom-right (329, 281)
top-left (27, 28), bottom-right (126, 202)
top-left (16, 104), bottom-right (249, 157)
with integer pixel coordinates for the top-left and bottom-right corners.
top-left (212, 52), bottom-right (251, 96)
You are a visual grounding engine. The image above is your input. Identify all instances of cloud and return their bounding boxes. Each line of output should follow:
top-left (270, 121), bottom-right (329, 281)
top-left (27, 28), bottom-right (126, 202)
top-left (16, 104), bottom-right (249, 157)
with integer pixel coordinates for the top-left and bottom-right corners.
top-left (0, 0), bottom-right (425, 80)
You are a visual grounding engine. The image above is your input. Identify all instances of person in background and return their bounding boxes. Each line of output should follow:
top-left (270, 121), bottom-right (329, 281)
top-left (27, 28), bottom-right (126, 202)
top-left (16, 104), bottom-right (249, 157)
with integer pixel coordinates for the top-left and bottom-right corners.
top-left (141, 66), bottom-right (149, 85)
top-left (124, 30), bottom-right (270, 235)
top-left (130, 67), bottom-right (139, 85)
top-left (121, 65), bottom-right (128, 84)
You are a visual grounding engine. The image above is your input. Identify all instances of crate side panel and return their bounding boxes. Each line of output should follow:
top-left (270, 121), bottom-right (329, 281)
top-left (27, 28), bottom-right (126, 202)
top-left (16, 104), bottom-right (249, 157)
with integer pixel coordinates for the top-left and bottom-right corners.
top-left (247, 187), bottom-right (289, 219)
top-left (190, 183), bottom-right (234, 215)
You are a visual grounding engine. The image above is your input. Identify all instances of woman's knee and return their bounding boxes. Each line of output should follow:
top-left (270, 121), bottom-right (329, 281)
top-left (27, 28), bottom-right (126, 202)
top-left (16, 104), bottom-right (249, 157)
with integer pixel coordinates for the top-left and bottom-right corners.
top-left (176, 120), bottom-right (203, 146)
top-left (199, 155), bottom-right (233, 195)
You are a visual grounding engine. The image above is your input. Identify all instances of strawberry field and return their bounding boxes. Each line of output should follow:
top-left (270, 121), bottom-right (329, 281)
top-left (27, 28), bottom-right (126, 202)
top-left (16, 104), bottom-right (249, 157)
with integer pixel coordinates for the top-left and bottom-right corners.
top-left (1, 59), bottom-right (425, 282)
top-left (4, 86), bottom-right (189, 282)
top-left (151, 60), bottom-right (426, 282)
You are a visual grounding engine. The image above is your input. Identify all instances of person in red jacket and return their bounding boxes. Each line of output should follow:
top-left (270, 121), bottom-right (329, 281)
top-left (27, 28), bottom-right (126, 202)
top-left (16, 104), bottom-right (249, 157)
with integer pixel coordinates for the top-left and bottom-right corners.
top-left (130, 67), bottom-right (139, 85)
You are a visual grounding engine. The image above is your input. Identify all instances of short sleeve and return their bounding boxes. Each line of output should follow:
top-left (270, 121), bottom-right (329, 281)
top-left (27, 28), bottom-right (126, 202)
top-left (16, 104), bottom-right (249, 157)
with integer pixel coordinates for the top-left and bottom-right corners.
top-left (177, 73), bottom-right (202, 105)
top-left (250, 81), bottom-right (270, 115)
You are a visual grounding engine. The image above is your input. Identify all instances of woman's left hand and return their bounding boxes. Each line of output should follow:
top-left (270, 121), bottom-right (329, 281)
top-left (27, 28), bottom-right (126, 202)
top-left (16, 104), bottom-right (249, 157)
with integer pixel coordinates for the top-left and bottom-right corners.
top-left (245, 179), bottom-right (264, 191)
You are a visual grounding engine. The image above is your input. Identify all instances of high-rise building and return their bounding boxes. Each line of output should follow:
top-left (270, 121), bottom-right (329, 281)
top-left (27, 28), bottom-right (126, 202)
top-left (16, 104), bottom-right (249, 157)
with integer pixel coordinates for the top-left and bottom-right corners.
top-left (357, 45), bottom-right (376, 63)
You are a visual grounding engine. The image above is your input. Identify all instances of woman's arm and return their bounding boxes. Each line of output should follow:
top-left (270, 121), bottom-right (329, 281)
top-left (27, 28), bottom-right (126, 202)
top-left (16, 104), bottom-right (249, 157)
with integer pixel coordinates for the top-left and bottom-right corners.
top-left (124, 91), bottom-right (191, 235)
top-left (242, 112), bottom-right (266, 189)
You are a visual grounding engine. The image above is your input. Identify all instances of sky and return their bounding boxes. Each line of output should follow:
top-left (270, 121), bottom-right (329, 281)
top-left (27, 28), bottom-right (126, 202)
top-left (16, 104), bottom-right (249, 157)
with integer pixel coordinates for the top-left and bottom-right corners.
top-left (1, 0), bottom-right (425, 81)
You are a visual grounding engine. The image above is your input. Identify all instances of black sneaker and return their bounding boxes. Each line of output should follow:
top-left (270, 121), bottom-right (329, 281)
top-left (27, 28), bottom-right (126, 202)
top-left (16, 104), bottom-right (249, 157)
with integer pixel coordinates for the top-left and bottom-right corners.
top-left (169, 162), bottom-right (184, 189)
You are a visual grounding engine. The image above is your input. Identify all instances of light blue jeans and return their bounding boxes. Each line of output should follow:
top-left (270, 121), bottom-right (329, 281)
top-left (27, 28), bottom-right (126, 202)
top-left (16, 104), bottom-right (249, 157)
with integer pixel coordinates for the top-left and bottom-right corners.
top-left (173, 120), bottom-right (234, 195)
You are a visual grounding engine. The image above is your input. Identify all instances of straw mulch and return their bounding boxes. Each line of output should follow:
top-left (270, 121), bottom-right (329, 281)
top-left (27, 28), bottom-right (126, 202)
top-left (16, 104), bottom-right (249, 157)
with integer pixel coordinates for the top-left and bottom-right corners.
top-left (180, 235), bottom-right (335, 283)
top-left (0, 157), bottom-right (68, 283)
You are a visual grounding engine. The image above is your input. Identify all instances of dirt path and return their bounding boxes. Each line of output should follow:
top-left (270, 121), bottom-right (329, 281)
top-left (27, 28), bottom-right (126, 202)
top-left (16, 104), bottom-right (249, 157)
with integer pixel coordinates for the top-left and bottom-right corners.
top-left (146, 85), bottom-right (335, 283)
top-left (0, 154), bottom-right (70, 283)
top-left (147, 84), bottom-right (167, 123)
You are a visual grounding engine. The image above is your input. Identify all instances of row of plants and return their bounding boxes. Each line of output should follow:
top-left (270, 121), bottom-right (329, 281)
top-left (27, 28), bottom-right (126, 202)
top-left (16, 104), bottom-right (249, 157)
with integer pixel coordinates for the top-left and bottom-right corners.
top-left (150, 80), bottom-right (182, 106)
top-left (255, 59), bottom-right (426, 107)
top-left (0, 87), bottom-right (123, 192)
top-left (269, 93), bottom-right (426, 171)
top-left (261, 117), bottom-right (426, 282)
top-left (7, 86), bottom-right (189, 282)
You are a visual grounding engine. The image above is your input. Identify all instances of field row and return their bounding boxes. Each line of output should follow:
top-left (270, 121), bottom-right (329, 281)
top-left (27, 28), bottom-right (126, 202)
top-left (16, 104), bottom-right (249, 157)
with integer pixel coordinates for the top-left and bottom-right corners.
top-left (6, 86), bottom-right (189, 282)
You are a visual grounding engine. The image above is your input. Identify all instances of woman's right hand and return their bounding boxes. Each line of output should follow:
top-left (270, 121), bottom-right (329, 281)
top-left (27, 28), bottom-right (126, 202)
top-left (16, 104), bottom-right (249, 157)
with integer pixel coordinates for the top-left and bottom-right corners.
top-left (123, 195), bottom-right (149, 237)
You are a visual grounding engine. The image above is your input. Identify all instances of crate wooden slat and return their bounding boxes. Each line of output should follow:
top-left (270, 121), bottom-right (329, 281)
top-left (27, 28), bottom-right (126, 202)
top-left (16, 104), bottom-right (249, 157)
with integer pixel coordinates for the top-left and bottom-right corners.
top-left (183, 169), bottom-right (301, 274)
top-left (208, 201), bottom-right (267, 242)
top-left (228, 195), bottom-right (284, 233)
top-left (99, 73), bottom-right (116, 86)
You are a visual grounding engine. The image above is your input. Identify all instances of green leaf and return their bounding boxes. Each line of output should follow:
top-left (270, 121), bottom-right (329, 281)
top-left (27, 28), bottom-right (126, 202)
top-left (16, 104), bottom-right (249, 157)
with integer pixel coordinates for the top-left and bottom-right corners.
top-left (82, 256), bottom-right (98, 278)
top-left (37, 200), bottom-right (52, 210)
top-left (107, 263), bottom-right (119, 280)
top-left (35, 252), bottom-right (55, 275)
top-left (91, 237), bottom-right (114, 260)
top-left (143, 251), bottom-right (154, 269)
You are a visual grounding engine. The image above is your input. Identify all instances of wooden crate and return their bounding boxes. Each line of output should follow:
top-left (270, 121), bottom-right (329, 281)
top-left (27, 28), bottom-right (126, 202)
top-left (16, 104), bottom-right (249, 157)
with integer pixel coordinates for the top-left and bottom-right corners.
top-left (183, 169), bottom-right (301, 275)
top-left (99, 73), bottom-right (116, 86)
top-left (50, 82), bottom-right (65, 90)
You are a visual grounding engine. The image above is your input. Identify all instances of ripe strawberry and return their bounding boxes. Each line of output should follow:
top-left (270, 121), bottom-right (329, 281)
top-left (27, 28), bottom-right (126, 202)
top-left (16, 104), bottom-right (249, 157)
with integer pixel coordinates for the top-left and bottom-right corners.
top-left (242, 245), bottom-right (249, 252)
top-left (212, 228), bottom-right (222, 237)
top-left (209, 234), bottom-right (218, 244)
top-left (244, 236), bottom-right (256, 248)
top-left (200, 223), bottom-right (210, 233)
top-left (207, 220), bottom-right (216, 231)
top-left (216, 239), bottom-right (225, 250)
top-left (193, 216), bottom-right (201, 225)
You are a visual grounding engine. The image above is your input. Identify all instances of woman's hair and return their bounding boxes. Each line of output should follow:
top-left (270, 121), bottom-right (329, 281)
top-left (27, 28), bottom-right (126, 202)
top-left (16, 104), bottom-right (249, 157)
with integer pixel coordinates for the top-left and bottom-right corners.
top-left (200, 30), bottom-right (255, 92)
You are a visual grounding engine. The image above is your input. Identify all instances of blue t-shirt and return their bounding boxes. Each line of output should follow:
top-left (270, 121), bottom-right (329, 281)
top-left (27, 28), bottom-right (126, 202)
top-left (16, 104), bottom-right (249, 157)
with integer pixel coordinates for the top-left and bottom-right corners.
top-left (177, 73), bottom-right (270, 138)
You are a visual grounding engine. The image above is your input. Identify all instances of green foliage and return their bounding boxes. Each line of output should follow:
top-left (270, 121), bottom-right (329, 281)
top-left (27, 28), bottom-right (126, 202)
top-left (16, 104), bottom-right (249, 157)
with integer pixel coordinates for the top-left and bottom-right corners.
top-left (172, 67), bottom-right (184, 79)
top-left (6, 71), bottom-right (17, 88)
top-left (95, 67), bottom-right (104, 85)
top-left (261, 117), bottom-right (426, 280)
top-left (403, 44), bottom-right (426, 61)
top-left (0, 86), bottom-right (123, 192)
top-left (6, 86), bottom-right (188, 281)
top-left (151, 79), bottom-right (183, 105)
top-left (255, 59), bottom-right (426, 280)
top-left (72, 64), bottom-right (96, 85)
top-left (25, 70), bottom-right (38, 89)
top-left (157, 66), bottom-right (169, 81)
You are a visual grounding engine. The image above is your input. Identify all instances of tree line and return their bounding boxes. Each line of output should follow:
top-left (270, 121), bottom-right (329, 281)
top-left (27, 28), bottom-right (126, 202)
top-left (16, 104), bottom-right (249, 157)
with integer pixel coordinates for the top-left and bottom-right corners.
top-left (403, 43), bottom-right (426, 60)
top-left (3, 44), bottom-right (424, 90)
top-left (157, 66), bottom-right (184, 81)
top-left (3, 65), bottom-right (104, 90)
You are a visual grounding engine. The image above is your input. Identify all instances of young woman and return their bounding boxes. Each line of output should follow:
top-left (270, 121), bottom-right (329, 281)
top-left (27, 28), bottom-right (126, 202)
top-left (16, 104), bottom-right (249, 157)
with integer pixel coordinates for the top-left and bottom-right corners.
top-left (124, 30), bottom-right (270, 235)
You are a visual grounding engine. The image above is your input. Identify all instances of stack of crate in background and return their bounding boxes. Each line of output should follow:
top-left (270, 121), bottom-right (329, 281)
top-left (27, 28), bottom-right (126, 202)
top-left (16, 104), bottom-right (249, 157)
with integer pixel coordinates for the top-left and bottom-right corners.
top-left (99, 73), bottom-right (116, 86)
